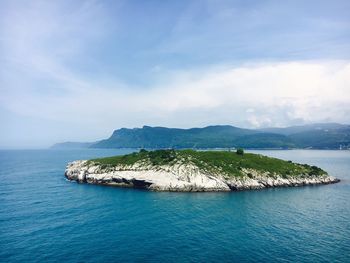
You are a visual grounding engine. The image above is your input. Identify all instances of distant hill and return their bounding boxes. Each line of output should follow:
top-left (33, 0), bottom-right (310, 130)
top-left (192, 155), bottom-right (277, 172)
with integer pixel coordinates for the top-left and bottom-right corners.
top-left (260, 123), bottom-right (350, 149)
top-left (52, 123), bottom-right (350, 150)
top-left (91, 125), bottom-right (295, 149)
top-left (288, 126), bottom-right (350, 149)
top-left (259, 123), bottom-right (349, 135)
top-left (51, 142), bottom-right (94, 149)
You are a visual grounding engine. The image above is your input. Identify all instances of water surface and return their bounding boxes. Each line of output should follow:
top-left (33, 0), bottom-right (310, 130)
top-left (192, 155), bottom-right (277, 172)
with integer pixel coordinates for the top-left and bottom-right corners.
top-left (0, 149), bottom-right (349, 262)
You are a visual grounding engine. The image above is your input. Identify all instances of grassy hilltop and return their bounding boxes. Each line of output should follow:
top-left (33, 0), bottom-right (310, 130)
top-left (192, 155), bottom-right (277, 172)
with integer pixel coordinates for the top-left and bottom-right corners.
top-left (90, 149), bottom-right (327, 178)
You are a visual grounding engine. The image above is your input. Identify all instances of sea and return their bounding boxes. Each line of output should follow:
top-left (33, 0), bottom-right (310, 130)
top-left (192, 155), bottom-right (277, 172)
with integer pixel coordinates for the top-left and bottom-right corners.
top-left (0, 149), bottom-right (349, 262)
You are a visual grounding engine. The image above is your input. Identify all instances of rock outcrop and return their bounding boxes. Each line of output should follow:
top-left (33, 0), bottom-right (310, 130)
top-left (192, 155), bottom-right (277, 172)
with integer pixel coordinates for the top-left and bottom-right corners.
top-left (65, 160), bottom-right (339, 192)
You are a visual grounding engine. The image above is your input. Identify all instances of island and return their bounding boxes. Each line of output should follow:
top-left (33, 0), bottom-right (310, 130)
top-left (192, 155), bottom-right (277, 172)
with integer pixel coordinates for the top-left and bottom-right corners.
top-left (65, 149), bottom-right (340, 191)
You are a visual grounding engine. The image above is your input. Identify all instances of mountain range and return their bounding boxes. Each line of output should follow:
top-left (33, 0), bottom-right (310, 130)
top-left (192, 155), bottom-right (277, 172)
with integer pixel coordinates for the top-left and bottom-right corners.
top-left (51, 123), bottom-right (350, 150)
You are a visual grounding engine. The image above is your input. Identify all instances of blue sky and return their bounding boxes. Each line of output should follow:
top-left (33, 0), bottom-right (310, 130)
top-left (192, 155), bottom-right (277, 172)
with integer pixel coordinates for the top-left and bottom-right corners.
top-left (1, 0), bottom-right (350, 148)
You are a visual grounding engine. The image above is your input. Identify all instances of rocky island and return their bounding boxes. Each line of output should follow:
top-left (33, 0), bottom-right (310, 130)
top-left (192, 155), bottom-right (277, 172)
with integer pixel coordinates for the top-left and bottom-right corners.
top-left (65, 149), bottom-right (339, 191)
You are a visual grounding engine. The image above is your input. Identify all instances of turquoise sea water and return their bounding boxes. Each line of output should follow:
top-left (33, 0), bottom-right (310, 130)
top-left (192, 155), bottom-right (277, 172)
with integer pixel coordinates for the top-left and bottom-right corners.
top-left (0, 149), bottom-right (349, 262)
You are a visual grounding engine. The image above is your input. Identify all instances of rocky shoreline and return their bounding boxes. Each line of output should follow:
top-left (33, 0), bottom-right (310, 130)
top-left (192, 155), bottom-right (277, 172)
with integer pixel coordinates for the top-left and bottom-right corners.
top-left (65, 160), bottom-right (340, 192)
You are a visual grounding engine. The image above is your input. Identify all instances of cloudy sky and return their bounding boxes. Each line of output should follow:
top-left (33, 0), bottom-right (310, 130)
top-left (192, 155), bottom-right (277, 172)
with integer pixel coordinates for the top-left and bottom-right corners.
top-left (1, 0), bottom-right (350, 148)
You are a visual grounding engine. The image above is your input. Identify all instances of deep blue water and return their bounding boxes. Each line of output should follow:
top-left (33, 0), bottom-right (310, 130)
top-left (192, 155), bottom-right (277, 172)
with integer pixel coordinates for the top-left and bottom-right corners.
top-left (0, 149), bottom-right (349, 263)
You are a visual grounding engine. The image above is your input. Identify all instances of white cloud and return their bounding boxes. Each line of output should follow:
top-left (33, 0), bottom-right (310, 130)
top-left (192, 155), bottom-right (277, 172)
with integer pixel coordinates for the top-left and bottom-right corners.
top-left (2, 60), bottom-right (350, 129)
top-left (1, 1), bottom-right (350, 147)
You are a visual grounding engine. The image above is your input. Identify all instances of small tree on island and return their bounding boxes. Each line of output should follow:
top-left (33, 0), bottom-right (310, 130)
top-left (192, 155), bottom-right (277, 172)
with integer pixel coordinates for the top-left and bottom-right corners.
top-left (236, 148), bottom-right (244, 155)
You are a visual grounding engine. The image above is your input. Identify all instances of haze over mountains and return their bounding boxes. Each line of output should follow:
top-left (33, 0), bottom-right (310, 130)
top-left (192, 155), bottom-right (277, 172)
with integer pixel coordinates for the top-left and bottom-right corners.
top-left (52, 123), bottom-right (350, 150)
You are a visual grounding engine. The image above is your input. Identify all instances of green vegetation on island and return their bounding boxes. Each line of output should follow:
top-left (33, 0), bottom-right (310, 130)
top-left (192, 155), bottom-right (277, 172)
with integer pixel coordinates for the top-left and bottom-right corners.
top-left (90, 149), bottom-right (327, 178)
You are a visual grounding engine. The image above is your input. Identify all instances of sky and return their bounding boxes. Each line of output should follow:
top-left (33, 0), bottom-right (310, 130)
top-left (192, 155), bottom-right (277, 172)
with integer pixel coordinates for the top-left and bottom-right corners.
top-left (1, 0), bottom-right (350, 148)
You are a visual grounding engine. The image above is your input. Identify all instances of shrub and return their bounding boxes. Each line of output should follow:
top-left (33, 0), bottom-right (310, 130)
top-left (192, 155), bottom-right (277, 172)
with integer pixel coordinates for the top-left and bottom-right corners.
top-left (236, 148), bottom-right (244, 155)
top-left (148, 149), bottom-right (176, 165)
top-left (310, 165), bottom-right (323, 175)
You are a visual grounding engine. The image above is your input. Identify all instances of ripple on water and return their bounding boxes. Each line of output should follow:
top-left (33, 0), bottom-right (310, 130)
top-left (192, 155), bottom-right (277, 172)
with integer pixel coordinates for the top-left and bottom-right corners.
top-left (0, 149), bottom-right (349, 262)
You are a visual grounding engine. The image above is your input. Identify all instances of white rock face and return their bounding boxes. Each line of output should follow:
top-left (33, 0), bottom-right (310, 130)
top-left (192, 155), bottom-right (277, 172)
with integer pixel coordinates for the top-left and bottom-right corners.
top-left (65, 160), bottom-right (340, 192)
